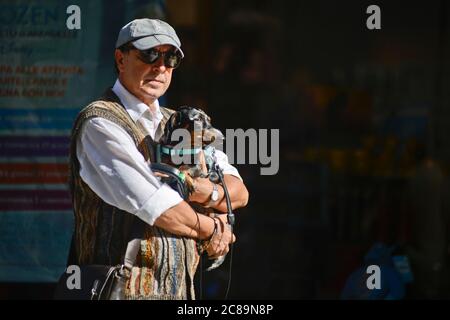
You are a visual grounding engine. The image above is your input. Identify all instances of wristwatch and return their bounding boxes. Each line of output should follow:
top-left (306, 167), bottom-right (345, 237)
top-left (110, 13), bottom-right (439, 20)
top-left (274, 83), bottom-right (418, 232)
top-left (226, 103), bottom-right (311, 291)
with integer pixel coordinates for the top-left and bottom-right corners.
top-left (205, 183), bottom-right (219, 207)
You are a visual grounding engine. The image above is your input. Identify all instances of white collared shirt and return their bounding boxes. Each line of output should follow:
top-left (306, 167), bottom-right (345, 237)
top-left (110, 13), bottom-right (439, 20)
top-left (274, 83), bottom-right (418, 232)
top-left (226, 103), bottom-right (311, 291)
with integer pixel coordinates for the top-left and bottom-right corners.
top-left (76, 79), bottom-right (242, 226)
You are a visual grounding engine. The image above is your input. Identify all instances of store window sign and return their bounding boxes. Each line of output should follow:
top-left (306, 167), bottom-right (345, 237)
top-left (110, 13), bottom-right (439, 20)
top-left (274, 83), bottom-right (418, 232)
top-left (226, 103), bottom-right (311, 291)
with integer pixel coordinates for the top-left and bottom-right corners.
top-left (0, 0), bottom-right (102, 282)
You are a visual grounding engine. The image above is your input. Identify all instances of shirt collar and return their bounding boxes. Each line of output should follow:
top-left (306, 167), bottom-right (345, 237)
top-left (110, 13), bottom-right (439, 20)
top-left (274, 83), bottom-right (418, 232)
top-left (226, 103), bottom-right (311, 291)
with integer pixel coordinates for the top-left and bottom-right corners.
top-left (112, 79), bottom-right (163, 123)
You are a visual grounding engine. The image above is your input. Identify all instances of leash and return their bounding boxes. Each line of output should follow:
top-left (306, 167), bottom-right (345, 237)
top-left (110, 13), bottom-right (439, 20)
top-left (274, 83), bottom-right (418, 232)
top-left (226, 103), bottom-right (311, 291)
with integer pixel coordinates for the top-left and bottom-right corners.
top-left (210, 151), bottom-right (235, 300)
top-left (198, 150), bottom-right (235, 300)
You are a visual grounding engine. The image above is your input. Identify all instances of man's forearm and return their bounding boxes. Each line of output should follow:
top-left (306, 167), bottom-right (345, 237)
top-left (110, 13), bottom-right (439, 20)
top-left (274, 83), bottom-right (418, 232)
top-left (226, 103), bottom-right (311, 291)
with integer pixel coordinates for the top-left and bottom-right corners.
top-left (212, 175), bottom-right (249, 213)
top-left (154, 201), bottom-right (215, 240)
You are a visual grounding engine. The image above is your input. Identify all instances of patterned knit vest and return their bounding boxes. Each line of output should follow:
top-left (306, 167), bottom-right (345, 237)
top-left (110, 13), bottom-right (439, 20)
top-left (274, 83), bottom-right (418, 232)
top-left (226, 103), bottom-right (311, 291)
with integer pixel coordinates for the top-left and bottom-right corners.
top-left (68, 88), bottom-right (199, 300)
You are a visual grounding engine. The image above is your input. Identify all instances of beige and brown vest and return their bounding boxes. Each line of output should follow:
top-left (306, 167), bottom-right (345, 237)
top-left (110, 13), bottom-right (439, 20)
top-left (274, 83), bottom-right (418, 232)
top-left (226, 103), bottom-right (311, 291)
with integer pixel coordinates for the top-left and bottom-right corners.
top-left (68, 88), bottom-right (199, 300)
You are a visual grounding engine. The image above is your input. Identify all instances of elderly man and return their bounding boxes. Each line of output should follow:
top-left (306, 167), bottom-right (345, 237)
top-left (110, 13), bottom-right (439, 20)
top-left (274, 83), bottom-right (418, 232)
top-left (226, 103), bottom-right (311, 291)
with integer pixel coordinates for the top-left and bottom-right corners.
top-left (68, 19), bottom-right (248, 299)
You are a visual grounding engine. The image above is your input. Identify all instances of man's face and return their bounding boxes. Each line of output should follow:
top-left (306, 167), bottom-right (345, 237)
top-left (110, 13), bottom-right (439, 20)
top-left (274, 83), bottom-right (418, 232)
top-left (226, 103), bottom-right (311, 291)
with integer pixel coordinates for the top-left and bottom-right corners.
top-left (115, 44), bottom-right (175, 105)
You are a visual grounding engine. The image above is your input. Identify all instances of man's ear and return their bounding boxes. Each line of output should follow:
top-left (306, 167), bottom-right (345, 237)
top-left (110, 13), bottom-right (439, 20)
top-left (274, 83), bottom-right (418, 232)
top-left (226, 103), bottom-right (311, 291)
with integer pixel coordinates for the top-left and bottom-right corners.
top-left (115, 49), bottom-right (125, 73)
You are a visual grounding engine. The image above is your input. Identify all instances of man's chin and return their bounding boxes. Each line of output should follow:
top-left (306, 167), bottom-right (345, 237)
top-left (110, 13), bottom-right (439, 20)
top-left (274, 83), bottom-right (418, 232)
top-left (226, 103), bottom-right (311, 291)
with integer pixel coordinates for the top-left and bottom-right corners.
top-left (139, 89), bottom-right (163, 102)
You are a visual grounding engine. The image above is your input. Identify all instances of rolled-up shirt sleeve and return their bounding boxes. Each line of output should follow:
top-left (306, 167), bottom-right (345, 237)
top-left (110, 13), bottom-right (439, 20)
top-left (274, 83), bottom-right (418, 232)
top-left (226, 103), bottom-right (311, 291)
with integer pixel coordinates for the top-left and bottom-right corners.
top-left (76, 117), bottom-right (183, 226)
top-left (214, 150), bottom-right (243, 182)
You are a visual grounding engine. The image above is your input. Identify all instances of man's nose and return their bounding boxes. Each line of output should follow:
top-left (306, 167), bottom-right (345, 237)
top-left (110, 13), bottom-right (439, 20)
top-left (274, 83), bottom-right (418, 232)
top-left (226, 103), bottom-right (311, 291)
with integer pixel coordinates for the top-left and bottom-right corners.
top-left (151, 56), bottom-right (167, 72)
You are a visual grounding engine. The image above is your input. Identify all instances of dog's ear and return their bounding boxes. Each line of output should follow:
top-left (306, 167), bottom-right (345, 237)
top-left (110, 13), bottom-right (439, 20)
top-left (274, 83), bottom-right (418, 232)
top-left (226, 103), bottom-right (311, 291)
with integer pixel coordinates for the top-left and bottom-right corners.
top-left (162, 111), bottom-right (181, 144)
top-left (193, 107), bottom-right (213, 129)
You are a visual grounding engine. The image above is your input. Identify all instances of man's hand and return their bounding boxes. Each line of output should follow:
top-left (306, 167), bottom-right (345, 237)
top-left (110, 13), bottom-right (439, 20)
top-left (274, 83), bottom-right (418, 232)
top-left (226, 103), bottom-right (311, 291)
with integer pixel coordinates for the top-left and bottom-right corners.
top-left (186, 150), bottom-right (212, 204)
top-left (189, 176), bottom-right (215, 204)
top-left (206, 218), bottom-right (236, 259)
top-left (213, 213), bottom-right (228, 226)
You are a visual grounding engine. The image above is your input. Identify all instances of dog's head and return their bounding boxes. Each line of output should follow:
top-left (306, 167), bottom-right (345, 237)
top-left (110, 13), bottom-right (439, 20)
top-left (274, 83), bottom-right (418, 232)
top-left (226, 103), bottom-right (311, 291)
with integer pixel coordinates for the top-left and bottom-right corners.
top-left (161, 106), bottom-right (223, 148)
top-left (158, 106), bottom-right (223, 187)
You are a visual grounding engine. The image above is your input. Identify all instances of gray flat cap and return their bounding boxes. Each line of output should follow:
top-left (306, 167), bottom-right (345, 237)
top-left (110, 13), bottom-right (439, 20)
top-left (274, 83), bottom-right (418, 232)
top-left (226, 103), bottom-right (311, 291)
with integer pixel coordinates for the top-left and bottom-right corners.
top-left (115, 18), bottom-right (184, 57)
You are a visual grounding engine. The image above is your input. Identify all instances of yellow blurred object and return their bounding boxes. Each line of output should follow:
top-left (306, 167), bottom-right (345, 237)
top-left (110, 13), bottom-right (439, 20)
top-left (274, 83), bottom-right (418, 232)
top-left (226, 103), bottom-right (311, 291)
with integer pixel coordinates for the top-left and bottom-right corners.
top-left (167, 0), bottom-right (199, 27)
top-left (329, 149), bottom-right (347, 173)
top-left (307, 85), bottom-right (338, 110)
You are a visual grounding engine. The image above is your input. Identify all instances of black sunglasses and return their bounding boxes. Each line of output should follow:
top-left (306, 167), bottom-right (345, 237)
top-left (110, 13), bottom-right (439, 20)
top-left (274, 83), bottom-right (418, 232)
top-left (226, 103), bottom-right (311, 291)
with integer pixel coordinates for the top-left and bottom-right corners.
top-left (137, 48), bottom-right (183, 69)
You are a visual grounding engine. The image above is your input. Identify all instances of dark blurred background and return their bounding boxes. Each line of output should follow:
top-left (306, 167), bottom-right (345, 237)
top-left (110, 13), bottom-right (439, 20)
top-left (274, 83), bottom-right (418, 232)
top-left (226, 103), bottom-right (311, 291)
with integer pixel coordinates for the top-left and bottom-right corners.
top-left (2, 0), bottom-right (450, 299)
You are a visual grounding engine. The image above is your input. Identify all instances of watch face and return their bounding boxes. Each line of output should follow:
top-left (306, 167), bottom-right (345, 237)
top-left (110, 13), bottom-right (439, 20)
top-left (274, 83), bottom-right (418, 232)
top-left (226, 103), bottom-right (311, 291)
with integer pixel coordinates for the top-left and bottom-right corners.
top-left (211, 186), bottom-right (219, 201)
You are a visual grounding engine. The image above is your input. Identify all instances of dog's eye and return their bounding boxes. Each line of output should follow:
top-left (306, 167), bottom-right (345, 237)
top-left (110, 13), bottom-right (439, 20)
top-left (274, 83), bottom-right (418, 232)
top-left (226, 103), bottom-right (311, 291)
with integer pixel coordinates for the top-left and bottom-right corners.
top-left (188, 112), bottom-right (197, 121)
